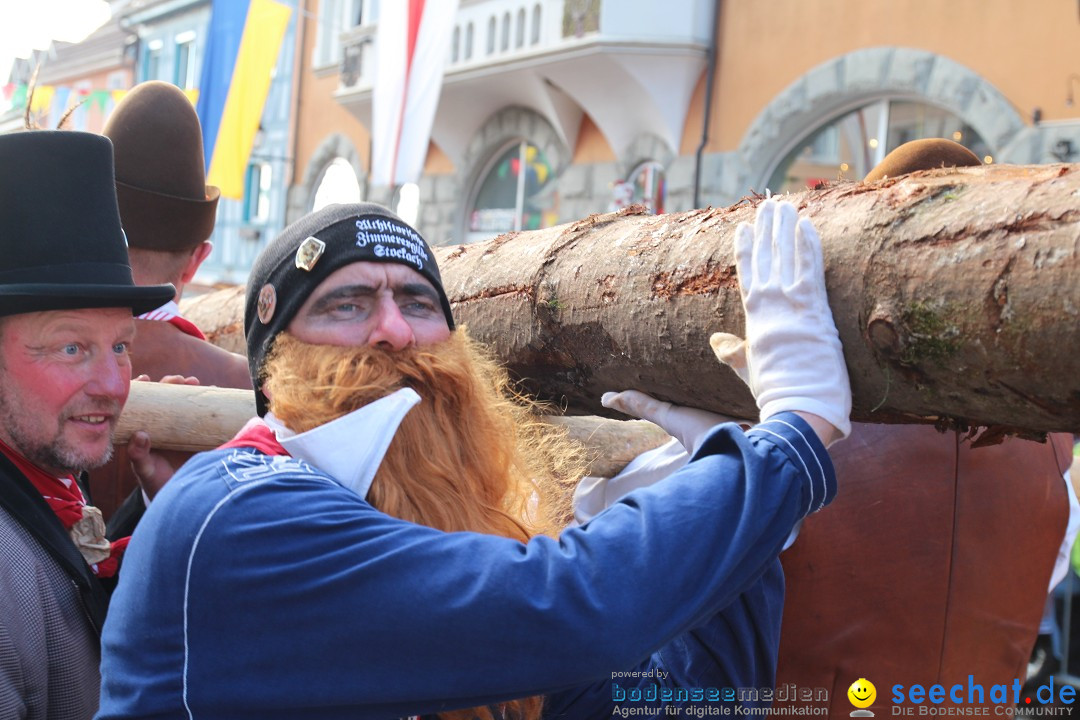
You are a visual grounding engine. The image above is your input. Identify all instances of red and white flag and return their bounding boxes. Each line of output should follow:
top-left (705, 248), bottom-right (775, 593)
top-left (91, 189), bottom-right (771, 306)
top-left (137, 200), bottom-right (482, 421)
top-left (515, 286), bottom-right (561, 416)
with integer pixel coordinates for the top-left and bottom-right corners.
top-left (372, 0), bottom-right (459, 187)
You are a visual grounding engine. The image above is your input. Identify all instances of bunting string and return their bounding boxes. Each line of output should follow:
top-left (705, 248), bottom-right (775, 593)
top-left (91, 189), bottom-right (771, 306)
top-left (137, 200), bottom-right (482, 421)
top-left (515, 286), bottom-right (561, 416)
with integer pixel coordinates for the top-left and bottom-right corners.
top-left (3, 82), bottom-right (199, 114)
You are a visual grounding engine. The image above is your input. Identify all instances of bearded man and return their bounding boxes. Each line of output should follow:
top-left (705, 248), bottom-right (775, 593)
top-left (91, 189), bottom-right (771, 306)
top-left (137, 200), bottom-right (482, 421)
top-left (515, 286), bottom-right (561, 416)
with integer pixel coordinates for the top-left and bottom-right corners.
top-left (0, 131), bottom-right (174, 720)
top-left (99, 199), bottom-right (849, 719)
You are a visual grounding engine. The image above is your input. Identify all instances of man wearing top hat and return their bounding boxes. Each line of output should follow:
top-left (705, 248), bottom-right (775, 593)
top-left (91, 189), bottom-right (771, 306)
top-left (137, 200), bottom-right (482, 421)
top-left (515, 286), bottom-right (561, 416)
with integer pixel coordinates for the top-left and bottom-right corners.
top-left (0, 131), bottom-right (174, 720)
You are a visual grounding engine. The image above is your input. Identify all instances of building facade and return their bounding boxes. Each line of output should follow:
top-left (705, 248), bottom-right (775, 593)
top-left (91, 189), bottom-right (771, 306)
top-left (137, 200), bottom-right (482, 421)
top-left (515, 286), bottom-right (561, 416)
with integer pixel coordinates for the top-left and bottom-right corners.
top-left (121, 0), bottom-right (298, 283)
top-left (7, 0), bottom-right (1080, 276)
top-left (290, 0), bottom-right (1080, 249)
top-left (3, 0), bottom-right (298, 285)
top-left (1, 11), bottom-right (132, 136)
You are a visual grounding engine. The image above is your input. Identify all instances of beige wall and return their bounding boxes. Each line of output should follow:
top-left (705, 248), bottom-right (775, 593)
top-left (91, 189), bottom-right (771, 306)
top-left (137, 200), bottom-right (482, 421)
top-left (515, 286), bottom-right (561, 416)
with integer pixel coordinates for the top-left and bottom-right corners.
top-left (686, 0), bottom-right (1080, 153)
top-left (571, 113), bottom-right (615, 165)
top-left (293, 0), bottom-right (371, 187)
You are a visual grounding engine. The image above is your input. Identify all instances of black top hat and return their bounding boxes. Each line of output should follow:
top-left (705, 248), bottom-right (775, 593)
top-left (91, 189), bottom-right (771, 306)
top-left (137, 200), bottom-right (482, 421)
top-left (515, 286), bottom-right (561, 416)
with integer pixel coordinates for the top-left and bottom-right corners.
top-left (0, 131), bottom-right (174, 317)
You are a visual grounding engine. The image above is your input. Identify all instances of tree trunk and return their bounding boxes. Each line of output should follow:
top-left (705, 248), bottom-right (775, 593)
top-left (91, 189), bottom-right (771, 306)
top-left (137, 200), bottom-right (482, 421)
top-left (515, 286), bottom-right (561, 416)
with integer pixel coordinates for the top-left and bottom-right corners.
top-left (440, 163), bottom-right (1080, 434)
top-left (116, 383), bottom-right (671, 478)
top-left (182, 285), bottom-right (247, 355)
top-left (184, 163), bottom-right (1080, 434)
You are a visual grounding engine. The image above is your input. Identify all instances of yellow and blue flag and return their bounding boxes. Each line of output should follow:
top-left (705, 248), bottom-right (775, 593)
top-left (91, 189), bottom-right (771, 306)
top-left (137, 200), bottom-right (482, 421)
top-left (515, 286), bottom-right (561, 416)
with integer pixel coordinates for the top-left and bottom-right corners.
top-left (197, 0), bottom-right (291, 199)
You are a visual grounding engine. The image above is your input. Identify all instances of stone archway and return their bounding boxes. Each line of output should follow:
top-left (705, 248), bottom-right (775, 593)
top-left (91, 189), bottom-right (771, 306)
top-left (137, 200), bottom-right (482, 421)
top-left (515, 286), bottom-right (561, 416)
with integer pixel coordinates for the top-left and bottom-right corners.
top-left (287, 133), bottom-right (367, 224)
top-left (731, 47), bottom-right (1026, 198)
top-left (616, 132), bottom-right (675, 182)
top-left (452, 106), bottom-right (570, 243)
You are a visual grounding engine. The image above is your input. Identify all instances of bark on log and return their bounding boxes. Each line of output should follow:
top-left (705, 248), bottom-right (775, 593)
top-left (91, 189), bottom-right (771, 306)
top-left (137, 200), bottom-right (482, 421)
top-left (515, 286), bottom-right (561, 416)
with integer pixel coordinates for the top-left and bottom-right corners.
top-left (116, 382), bottom-right (671, 478)
top-left (182, 164), bottom-right (1080, 434)
top-left (116, 382), bottom-right (256, 452)
top-left (182, 284), bottom-right (247, 355)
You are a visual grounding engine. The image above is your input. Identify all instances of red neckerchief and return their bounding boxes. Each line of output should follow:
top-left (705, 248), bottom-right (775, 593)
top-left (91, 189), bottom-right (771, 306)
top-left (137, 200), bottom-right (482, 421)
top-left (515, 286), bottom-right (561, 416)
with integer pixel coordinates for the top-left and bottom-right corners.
top-left (166, 315), bottom-right (206, 340)
top-left (138, 302), bottom-right (207, 340)
top-left (222, 418), bottom-right (290, 456)
top-left (0, 438), bottom-right (128, 577)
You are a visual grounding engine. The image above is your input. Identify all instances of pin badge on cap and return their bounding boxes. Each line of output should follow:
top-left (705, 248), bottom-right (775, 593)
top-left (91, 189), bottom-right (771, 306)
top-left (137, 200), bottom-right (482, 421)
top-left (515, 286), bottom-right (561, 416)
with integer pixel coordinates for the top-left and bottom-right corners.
top-left (257, 284), bottom-right (277, 324)
top-left (295, 236), bottom-right (326, 271)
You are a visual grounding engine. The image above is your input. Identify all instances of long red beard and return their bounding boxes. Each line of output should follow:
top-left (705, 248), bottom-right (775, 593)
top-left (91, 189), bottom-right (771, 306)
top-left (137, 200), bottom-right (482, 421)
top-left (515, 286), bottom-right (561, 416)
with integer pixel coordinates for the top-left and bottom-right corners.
top-left (263, 332), bottom-right (586, 720)
top-left (263, 330), bottom-right (583, 541)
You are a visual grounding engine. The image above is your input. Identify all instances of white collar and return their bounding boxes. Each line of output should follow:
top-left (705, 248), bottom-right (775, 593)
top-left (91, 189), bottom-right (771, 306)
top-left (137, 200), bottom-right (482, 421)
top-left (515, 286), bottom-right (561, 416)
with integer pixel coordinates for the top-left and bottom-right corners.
top-left (263, 387), bottom-right (421, 499)
top-left (137, 300), bottom-right (181, 321)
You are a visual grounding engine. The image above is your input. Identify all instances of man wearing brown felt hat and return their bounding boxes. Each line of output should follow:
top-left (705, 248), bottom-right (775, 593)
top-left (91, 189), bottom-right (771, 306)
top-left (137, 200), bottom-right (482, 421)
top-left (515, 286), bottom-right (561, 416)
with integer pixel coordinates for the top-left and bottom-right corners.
top-left (575, 138), bottom-right (1076, 714)
top-left (102, 80), bottom-right (250, 390)
top-left (771, 138), bottom-right (1076, 714)
top-left (94, 82), bottom-right (251, 535)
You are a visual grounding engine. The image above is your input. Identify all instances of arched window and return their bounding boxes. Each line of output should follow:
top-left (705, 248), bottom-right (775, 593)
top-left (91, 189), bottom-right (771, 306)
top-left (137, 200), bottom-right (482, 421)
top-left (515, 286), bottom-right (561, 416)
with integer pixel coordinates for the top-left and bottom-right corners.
top-left (531, 4), bottom-right (541, 44)
top-left (312, 158), bottom-right (362, 212)
top-left (487, 16), bottom-right (496, 55)
top-left (451, 25), bottom-right (460, 63)
top-left (516, 8), bottom-right (526, 48)
top-left (766, 99), bottom-right (991, 193)
top-left (465, 22), bottom-right (474, 60)
top-left (501, 12), bottom-right (511, 51)
top-left (468, 140), bottom-right (558, 243)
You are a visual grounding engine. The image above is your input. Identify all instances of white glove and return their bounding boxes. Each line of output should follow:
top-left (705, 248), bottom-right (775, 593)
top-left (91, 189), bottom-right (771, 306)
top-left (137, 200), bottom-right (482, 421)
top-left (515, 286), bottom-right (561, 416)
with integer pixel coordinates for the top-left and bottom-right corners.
top-left (708, 333), bottom-right (750, 385)
top-left (731, 199), bottom-right (851, 438)
top-left (601, 389), bottom-right (745, 455)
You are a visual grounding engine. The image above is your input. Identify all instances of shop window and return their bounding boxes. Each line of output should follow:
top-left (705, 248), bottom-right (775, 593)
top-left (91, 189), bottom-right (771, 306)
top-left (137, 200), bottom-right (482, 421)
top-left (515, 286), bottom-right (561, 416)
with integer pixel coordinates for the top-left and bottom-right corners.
top-left (348, 0), bottom-right (364, 26)
top-left (244, 162), bottom-right (273, 223)
top-left (767, 99), bottom-right (991, 192)
top-left (468, 140), bottom-right (558, 242)
top-left (142, 39), bottom-right (163, 81)
top-left (313, 0), bottom-right (342, 68)
top-left (174, 31), bottom-right (197, 89)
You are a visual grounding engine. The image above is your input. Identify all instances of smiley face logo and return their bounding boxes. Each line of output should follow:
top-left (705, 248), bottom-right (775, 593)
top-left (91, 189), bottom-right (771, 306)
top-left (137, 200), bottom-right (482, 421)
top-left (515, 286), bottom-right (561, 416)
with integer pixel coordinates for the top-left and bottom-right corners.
top-left (848, 678), bottom-right (876, 709)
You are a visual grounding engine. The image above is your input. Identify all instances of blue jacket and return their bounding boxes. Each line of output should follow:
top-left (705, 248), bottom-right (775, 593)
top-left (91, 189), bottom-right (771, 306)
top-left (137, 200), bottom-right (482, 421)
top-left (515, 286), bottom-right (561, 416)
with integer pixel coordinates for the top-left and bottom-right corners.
top-left (97, 414), bottom-right (835, 719)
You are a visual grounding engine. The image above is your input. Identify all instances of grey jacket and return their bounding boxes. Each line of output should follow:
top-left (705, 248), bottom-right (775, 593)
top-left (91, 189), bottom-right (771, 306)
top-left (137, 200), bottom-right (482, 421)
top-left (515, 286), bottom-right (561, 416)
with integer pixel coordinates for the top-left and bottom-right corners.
top-left (0, 455), bottom-right (106, 720)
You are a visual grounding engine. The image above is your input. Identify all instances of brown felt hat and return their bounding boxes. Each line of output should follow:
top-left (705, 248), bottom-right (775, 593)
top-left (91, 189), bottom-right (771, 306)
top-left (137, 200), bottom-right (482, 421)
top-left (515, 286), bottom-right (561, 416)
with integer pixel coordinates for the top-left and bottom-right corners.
top-left (103, 81), bottom-right (220, 252)
top-left (864, 138), bottom-right (982, 183)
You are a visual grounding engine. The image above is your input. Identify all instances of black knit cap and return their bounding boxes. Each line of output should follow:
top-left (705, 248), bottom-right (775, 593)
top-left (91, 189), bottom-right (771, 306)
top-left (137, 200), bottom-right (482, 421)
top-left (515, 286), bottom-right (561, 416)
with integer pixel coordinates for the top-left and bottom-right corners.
top-left (245, 202), bottom-right (455, 415)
